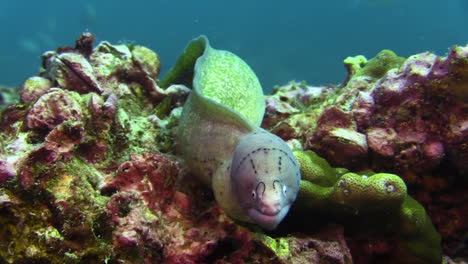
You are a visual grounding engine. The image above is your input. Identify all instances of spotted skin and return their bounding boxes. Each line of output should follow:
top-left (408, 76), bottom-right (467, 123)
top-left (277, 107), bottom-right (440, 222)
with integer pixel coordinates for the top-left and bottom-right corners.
top-left (173, 36), bottom-right (301, 230)
top-left (231, 131), bottom-right (301, 230)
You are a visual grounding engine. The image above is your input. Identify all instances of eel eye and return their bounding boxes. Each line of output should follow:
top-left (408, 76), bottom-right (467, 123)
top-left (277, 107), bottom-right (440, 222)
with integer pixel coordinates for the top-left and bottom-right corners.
top-left (251, 190), bottom-right (256, 198)
top-left (283, 185), bottom-right (287, 195)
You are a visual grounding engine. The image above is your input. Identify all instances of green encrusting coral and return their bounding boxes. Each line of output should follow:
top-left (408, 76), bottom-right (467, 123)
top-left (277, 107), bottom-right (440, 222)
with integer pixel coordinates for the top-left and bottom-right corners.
top-left (294, 149), bottom-right (344, 187)
top-left (293, 150), bottom-right (442, 263)
top-left (344, 49), bottom-right (406, 79)
top-left (399, 196), bottom-right (443, 263)
top-left (256, 233), bottom-right (291, 259)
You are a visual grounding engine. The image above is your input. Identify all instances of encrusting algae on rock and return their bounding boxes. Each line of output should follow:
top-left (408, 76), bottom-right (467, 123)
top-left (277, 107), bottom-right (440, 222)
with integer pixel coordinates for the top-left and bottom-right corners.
top-left (0, 32), bottom-right (466, 263)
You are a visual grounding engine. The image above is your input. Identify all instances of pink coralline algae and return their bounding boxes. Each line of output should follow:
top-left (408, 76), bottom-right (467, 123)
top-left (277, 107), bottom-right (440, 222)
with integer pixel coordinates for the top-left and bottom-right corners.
top-left (26, 88), bottom-right (83, 131)
top-left (264, 47), bottom-right (467, 174)
top-left (102, 153), bottom-right (255, 263)
top-left (283, 45), bottom-right (467, 175)
top-left (309, 106), bottom-right (368, 168)
top-left (349, 49), bottom-right (468, 174)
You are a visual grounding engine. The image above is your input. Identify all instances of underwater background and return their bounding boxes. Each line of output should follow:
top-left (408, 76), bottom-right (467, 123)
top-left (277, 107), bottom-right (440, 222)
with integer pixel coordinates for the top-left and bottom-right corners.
top-left (1, 0), bottom-right (467, 93)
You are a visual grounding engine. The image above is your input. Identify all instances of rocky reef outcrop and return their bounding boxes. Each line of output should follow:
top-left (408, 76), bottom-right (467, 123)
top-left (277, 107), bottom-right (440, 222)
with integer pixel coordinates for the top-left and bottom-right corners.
top-left (264, 44), bottom-right (468, 263)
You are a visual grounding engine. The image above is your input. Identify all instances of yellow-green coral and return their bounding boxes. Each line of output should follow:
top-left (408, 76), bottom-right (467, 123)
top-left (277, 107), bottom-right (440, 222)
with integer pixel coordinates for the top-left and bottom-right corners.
top-left (293, 149), bottom-right (340, 186)
top-left (294, 150), bottom-right (441, 264)
top-left (345, 50), bottom-right (405, 80)
top-left (255, 233), bottom-right (291, 259)
top-left (356, 49), bottom-right (406, 79)
top-left (130, 45), bottom-right (161, 78)
top-left (344, 55), bottom-right (367, 76)
top-left (399, 197), bottom-right (442, 262)
top-left (298, 172), bottom-right (406, 212)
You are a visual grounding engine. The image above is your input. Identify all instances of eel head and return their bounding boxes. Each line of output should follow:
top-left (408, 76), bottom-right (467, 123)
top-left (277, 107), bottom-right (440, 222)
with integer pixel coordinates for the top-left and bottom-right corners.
top-left (231, 131), bottom-right (301, 230)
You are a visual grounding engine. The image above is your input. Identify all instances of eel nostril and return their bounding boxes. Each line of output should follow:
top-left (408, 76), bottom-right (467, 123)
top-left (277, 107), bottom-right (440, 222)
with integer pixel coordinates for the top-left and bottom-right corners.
top-left (256, 181), bottom-right (266, 197)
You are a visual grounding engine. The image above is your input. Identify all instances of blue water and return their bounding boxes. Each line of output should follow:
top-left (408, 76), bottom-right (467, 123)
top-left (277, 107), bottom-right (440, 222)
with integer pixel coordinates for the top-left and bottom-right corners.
top-left (1, 0), bottom-right (467, 93)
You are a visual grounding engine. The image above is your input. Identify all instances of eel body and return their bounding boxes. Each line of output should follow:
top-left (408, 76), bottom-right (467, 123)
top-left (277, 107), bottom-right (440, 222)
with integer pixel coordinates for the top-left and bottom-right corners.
top-left (163, 36), bottom-right (301, 230)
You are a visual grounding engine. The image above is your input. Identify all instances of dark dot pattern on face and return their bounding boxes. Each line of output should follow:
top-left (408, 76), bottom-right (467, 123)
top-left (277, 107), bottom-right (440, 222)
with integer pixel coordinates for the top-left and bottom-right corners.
top-left (250, 158), bottom-right (257, 175)
top-left (278, 156), bottom-right (282, 172)
top-left (235, 147), bottom-right (298, 173)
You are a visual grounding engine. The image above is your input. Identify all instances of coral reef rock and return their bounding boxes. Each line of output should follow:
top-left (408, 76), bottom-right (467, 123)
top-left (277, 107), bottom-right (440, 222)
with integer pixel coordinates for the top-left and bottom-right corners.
top-left (264, 44), bottom-right (468, 262)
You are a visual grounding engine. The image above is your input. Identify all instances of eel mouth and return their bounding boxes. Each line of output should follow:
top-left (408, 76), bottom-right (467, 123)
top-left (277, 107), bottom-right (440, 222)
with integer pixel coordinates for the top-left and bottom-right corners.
top-left (247, 205), bottom-right (291, 230)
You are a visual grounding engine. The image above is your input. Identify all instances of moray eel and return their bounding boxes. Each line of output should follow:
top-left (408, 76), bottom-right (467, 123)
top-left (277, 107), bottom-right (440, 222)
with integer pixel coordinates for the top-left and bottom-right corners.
top-left (161, 36), bottom-right (301, 230)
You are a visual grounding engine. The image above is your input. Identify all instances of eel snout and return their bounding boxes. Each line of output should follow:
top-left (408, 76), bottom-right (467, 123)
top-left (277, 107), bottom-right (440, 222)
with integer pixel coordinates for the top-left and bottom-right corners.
top-left (248, 180), bottom-right (290, 230)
